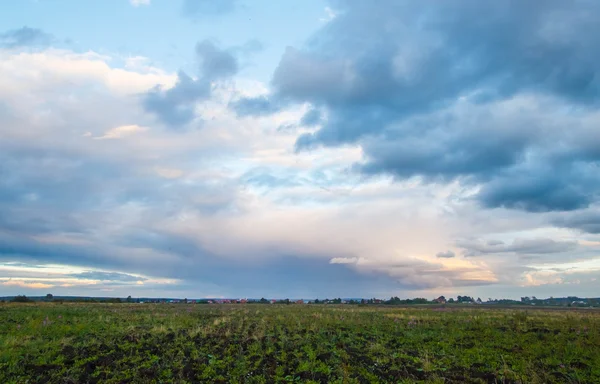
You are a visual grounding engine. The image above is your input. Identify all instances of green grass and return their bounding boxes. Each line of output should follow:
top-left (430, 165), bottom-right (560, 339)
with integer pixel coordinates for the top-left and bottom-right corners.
top-left (1, 303), bottom-right (599, 383)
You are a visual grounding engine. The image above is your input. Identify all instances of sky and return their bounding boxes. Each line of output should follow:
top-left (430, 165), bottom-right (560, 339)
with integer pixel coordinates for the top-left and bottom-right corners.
top-left (1, 0), bottom-right (600, 300)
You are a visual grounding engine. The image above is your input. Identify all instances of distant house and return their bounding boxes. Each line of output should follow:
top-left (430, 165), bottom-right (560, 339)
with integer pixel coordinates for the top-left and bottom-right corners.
top-left (270, 299), bottom-right (277, 304)
top-left (296, 299), bottom-right (304, 304)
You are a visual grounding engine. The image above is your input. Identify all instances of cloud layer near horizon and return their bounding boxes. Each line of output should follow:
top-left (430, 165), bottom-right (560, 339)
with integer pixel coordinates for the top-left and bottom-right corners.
top-left (1, 0), bottom-right (600, 299)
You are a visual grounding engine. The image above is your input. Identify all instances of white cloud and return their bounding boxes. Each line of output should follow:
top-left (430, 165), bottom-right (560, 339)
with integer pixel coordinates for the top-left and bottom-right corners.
top-left (94, 124), bottom-right (149, 140)
top-left (319, 7), bottom-right (337, 23)
top-left (1, 280), bottom-right (54, 289)
top-left (330, 257), bottom-right (359, 264)
top-left (0, 49), bottom-right (175, 99)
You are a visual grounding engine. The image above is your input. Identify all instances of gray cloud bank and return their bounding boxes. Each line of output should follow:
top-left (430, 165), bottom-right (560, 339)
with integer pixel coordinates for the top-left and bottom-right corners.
top-left (232, 0), bottom-right (600, 214)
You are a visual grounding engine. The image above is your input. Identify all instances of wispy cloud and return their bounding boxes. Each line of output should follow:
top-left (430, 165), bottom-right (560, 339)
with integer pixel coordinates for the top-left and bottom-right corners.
top-left (93, 125), bottom-right (149, 140)
top-left (0, 27), bottom-right (53, 48)
top-left (130, 0), bottom-right (150, 7)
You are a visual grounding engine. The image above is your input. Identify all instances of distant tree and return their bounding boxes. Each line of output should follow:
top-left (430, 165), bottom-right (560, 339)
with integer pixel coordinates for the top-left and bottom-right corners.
top-left (448, 298), bottom-right (455, 303)
top-left (46, 293), bottom-right (54, 301)
top-left (314, 299), bottom-right (320, 304)
top-left (126, 295), bottom-right (133, 303)
top-left (11, 295), bottom-right (33, 303)
top-left (457, 296), bottom-right (475, 303)
top-left (259, 297), bottom-right (269, 304)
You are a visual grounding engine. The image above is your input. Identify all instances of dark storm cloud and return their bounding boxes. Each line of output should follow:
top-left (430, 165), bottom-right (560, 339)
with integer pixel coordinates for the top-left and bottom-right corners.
top-left (0, 27), bottom-right (53, 48)
top-left (477, 169), bottom-right (595, 213)
top-left (240, 0), bottom-right (600, 212)
top-left (143, 40), bottom-right (239, 127)
top-left (355, 112), bottom-right (535, 181)
top-left (458, 238), bottom-right (578, 257)
top-left (281, 0), bottom-right (600, 147)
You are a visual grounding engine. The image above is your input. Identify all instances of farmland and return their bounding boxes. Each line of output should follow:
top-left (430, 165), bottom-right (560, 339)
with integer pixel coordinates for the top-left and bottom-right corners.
top-left (1, 303), bottom-right (599, 383)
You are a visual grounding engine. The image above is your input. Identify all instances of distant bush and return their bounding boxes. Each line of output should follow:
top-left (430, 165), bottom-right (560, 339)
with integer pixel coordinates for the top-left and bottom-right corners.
top-left (11, 295), bottom-right (33, 303)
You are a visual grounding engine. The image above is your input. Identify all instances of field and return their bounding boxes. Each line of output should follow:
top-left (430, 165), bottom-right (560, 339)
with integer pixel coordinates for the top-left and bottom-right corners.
top-left (1, 303), bottom-right (599, 383)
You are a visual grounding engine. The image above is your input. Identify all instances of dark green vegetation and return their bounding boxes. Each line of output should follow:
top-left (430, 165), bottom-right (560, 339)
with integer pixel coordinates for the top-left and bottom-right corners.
top-left (1, 304), bottom-right (599, 383)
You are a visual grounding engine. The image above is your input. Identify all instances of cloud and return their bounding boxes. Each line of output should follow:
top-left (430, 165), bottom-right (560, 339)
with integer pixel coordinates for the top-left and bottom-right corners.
top-left (0, 262), bottom-right (179, 294)
top-left (330, 256), bottom-right (497, 290)
top-left (436, 251), bottom-right (455, 259)
top-left (1, 280), bottom-right (54, 289)
top-left (142, 71), bottom-right (211, 127)
top-left (183, 0), bottom-right (237, 19)
top-left (245, 1), bottom-right (600, 213)
top-left (154, 167), bottom-right (184, 179)
top-left (3, 17), bottom-right (600, 300)
top-left (458, 238), bottom-right (578, 257)
top-left (142, 40), bottom-right (238, 127)
top-left (69, 271), bottom-right (146, 282)
top-left (230, 95), bottom-right (282, 117)
top-left (300, 108), bottom-right (322, 127)
top-left (0, 27), bottom-right (53, 48)
top-left (553, 209), bottom-right (600, 234)
top-left (195, 40), bottom-right (238, 80)
top-left (329, 257), bottom-right (359, 264)
top-left (130, 0), bottom-right (150, 6)
top-left (94, 124), bottom-right (148, 140)
top-left (319, 7), bottom-right (338, 23)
